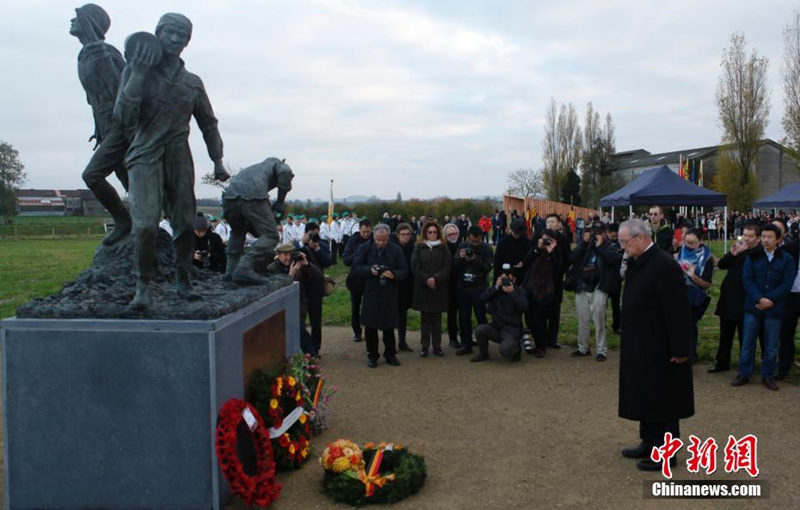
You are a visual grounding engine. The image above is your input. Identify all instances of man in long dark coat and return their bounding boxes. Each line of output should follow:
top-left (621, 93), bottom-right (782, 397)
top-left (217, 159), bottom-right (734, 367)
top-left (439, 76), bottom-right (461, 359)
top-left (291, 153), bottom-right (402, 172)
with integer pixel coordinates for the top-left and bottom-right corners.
top-left (617, 219), bottom-right (694, 472)
top-left (352, 224), bottom-right (409, 368)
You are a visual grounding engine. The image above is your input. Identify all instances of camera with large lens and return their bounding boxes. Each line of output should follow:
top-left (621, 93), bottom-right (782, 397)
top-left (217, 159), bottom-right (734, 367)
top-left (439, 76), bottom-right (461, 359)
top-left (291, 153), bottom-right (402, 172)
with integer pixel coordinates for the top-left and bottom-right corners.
top-left (292, 250), bottom-right (303, 262)
top-left (375, 264), bottom-right (392, 286)
top-left (464, 246), bottom-right (474, 258)
top-left (542, 238), bottom-right (552, 247)
top-left (501, 277), bottom-right (511, 287)
top-left (309, 232), bottom-right (321, 243)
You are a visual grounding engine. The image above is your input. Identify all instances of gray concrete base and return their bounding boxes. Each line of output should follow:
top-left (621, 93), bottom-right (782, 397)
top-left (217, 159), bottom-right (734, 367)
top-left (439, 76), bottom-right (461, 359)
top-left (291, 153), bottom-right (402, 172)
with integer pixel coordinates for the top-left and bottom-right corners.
top-left (1, 283), bottom-right (299, 510)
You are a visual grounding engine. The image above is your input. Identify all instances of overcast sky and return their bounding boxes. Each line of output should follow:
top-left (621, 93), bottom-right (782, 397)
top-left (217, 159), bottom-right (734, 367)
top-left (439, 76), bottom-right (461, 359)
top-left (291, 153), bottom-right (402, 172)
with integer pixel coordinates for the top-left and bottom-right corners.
top-left (0, 0), bottom-right (796, 201)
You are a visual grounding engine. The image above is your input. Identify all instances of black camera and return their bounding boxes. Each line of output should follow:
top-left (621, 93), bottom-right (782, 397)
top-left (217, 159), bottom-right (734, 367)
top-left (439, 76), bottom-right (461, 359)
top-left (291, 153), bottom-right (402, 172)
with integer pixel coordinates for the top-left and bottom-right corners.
top-left (374, 264), bottom-right (391, 286)
top-left (309, 232), bottom-right (321, 243)
top-left (542, 238), bottom-right (551, 247)
top-left (464, 246), bottom-right (474, 257)
top-left (292, 250), bottom-right (303, 262)
top-left (501, 277), bottom-right (511, 287)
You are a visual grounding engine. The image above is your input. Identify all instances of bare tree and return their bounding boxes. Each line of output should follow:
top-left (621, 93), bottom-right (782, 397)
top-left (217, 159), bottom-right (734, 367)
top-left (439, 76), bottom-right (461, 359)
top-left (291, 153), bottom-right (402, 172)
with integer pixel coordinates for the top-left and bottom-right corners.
top-left (580, 103), bottom-right (618, 208)
top-left (541, 99), bottom-right (583, 201)
top-left (782, 12), bottom-right (800, 154)
top-left (716, 32), bottom-right (770, 186)
top-left (506, 168), bottom-right (546, 198)
top-left (0, 141), bottom-right (27, 216)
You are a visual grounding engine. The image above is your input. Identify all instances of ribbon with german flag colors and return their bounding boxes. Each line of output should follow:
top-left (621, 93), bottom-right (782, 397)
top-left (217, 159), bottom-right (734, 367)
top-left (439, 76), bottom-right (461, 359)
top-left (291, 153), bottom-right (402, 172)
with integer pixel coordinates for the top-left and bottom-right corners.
top-left (359, 446), bottom-right (396, 497)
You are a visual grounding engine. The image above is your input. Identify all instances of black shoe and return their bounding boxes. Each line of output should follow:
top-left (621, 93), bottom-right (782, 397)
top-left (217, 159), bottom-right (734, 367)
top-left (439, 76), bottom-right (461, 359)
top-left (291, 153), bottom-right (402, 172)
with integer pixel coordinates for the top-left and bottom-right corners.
top-left (730, 375), bottom-right (749, 387)
top-left (637, 457), bottom-right (677, 471)
top-left (596, 353), bottom-right (607, 361)
top-left (353, 334), bottom-right (362, 343)
top-left (470, 352), bottom-right (489, 362)
top-left (366, 358), bottom-right (378, 368)
top-left (456, 346), bottom-right (473, 355)
top-left (621, 441), bottom-right (650, 459)
top-left (774, 369), bottom-right (788, 381)
top-left (385, 356), bottom-right (401, 366)
top-left (548, 342), bottom-right (562, 349)
top-left (398, 341), bottom-right (413, 352)
top-left (761, 378), bottom-right (779, 391)
top-left (707, 364), bottom-right (729, 373)
top-left (449, 339), bottom-right (461, 348)
top-left (571, 349), bottom-right (590, 358)
top-left (433, 348), bottom-right (444, 357)
top-left (534, 348), bottom-right (545, 358)
top-left (419, 348), bottom-right (429, 357)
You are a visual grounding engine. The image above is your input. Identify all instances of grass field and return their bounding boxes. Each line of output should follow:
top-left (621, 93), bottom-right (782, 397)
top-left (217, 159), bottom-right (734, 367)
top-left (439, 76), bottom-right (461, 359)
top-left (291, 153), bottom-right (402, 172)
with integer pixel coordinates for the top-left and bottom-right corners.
top-left (1, 238), bottom-right (797, 369)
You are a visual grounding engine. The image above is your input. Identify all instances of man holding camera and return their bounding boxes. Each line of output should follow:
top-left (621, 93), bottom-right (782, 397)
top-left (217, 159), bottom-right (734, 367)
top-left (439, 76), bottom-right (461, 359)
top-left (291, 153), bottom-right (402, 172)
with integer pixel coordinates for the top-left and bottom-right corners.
top-left (267, 243), bottom-right (323, 355)
top-left (295, 222), bottom-right (331, 354)
top-left (192, 213), bottom-right (226, 273)
top-left (519, 229), bottom-right (562, 357)
top-left (569, 223), bottom-right (622, 360)
top-left (470, 269), bottom-right (529, 362)
top-left (343, 219), bottom-right (373, 342)
top-left (454, 226), bottom-right (494, 355)
top-left (351, 224), bottom-right (409, 368)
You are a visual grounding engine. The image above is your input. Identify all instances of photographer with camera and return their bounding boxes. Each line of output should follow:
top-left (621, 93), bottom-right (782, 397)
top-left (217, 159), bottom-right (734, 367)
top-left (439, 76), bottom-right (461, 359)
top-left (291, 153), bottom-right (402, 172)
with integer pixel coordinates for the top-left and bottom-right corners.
top-left (267, 243), bottom-right (323, 356)
top-left (343, 219), bottom-right (373, 342)
top-left (518, 229), bottom-right (562, 357)
top-left (470, 268), bottom-right (529, 362)
top-left (352, 224), bottom-right (409, 368)
top-left (454, 226), bottom-right (494, 355)
top-left (193, 213), bottom-right (226, 273)
top-left (569, 223), bottom-right (621, 360)
top-left (294, 222), bottom-right (331, 354)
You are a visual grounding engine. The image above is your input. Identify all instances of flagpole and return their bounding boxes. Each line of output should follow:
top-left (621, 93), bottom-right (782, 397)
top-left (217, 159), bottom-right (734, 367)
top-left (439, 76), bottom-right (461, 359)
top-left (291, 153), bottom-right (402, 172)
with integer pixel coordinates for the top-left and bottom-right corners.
top-left (328, 179), bottom-right (334, 224)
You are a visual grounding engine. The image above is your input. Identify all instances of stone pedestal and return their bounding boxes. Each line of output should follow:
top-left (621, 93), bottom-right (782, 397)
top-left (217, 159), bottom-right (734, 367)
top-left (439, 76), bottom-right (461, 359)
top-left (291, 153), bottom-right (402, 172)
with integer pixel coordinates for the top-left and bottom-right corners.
top-left (1, 283), bottom-right (299, 510)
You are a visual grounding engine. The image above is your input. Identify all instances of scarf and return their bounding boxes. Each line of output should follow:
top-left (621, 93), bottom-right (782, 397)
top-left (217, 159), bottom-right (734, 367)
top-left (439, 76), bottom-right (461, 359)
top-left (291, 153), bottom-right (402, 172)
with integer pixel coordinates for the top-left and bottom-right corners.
top-left (425, 240), bottom-right (441, 248)
top-left (677, 243), bottom-right (711, 278)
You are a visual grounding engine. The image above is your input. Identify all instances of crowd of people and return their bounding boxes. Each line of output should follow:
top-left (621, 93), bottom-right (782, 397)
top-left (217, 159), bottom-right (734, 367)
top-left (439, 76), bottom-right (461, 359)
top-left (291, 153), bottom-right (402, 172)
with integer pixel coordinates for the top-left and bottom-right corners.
top-left (167, 204), bottom-right (800, 392)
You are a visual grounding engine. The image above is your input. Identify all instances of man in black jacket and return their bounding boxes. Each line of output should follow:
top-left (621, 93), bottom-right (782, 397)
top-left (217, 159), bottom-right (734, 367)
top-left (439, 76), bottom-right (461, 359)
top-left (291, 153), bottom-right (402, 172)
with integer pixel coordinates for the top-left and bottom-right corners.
top-left (648, 206), bottom-right (674, 253)
top-left (454, 226), bottom-right (494, 355)
top-left (192, 214), bottom-right (226, 273)
top-left (569, 224), bottom-right (622, 361)
top-left (352, 224), bottom-right (409, 368)
top-left (776, 231), bottom-right (800, 380)
top-left (520, 229), bottom-right (562, 357)
top-left (493, 219), bottom-right (531, 280)
top-left (296, 222), bottom-right (331, 354)
top-left (443, 223), bottom-right (462, 348)
top-left (470, 270), bottom-right (529, 362)
top-left (543, 213), bottom-right (571, 349)
top-left (343, 219), bottom-right (372, 342)
top-left (709, 224), bottom-right (760, 373)
top-left (392, 222), bottom-right (416, 352)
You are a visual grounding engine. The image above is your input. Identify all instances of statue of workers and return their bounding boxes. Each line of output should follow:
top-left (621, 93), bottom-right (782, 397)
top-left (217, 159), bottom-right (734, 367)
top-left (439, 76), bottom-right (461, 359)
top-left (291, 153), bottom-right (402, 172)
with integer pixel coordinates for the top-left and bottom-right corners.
top-left (70, 4), bottom-right (132, 246)
top-left (114, 13), bottom-right (230, 311)
top-left (222, 157), bottom-right (294, 285)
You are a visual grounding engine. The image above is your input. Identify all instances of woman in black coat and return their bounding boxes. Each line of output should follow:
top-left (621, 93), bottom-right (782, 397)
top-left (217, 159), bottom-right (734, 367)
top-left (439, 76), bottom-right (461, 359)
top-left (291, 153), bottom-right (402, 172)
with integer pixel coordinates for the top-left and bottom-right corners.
top-left (411, 221), bottom-right (452, 357)
top-left (618, 220), bottom-right (694, 470)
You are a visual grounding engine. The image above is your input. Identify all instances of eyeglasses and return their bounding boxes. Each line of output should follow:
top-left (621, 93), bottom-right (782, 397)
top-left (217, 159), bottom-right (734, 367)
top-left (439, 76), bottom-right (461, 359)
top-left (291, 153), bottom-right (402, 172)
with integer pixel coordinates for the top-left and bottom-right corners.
top-left (618, 233), bottom-right (639, 246)
top-left (426, 230), bottom-right (438, 234)
top-left (445, 232), bottom-right (459, 237)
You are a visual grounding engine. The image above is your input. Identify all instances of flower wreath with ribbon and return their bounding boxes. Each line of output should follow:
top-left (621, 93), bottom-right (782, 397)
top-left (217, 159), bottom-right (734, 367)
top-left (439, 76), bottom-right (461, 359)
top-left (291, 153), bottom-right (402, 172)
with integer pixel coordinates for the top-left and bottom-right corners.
top-left (286, 353), bottom-right (338, 435)
top-left (254, 374), bottom-right (313, 471)
top-left (215, 399), bottom-right (281, 508)
top-left (320, 440), bottom-right (427, 505)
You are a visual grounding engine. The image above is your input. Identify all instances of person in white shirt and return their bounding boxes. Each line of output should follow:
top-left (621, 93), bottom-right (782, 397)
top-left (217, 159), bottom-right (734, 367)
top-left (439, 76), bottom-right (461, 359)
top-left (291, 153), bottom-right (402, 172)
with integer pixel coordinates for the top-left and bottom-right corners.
top-left (330, 213), bottom-right (343, 259)
top-left (158, 215), bottom-right (173, 238)
top-left (214, 216), bottom-right (230, 244)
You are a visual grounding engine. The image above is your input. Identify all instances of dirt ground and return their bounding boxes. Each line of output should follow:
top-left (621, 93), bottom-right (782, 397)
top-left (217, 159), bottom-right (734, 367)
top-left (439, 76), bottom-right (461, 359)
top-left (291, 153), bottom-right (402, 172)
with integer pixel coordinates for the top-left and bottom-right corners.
top-left (227, 326), bottom-right (800, 510)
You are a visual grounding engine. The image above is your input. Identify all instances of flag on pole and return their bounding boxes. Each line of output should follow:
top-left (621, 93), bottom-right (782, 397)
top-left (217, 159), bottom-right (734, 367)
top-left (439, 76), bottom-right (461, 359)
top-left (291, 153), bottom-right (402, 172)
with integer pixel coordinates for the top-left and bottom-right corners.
top-left (690, 160), bottom-right (696, 183)
top-left (683, 158), bottom-right (690, 180)
top-left (698, 160), bottom-right (704, 187)
top-left (678, 154), bottom-right (684, 179)
top-left (327, 179), bottom-right (334, 224)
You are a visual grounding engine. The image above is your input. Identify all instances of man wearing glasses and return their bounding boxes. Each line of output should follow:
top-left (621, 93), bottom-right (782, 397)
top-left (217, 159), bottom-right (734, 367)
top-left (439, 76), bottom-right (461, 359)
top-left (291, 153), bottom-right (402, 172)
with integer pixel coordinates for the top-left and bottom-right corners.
top-left (648, 206), bottom-right (674, 253)
top-left (617, 219), bottom-right (694, 472)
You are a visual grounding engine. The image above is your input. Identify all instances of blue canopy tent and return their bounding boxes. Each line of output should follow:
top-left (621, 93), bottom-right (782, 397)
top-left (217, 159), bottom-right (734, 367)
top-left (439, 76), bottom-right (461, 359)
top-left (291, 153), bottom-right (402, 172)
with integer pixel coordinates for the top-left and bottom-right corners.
top-left (599, 165), bottom-right (728, 248)
top-left (753, 182), bottom-right (800, 209)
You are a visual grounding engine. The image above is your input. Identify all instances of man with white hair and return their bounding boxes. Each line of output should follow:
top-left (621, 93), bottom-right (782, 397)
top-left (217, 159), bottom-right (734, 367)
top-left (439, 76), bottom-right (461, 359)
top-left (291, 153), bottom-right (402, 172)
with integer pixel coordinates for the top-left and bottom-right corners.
top-left (617, 218), bottom-right (694, 472)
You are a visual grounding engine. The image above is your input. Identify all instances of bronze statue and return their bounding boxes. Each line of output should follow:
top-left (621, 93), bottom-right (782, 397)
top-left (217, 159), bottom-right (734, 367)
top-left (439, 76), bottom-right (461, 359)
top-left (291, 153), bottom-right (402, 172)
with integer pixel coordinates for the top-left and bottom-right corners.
top-left (115, 13), bottom-right (230, 311)
top-left (70, 4), bottom-right (132, 246)
top-left (222, 157), bottom-right (294, 285)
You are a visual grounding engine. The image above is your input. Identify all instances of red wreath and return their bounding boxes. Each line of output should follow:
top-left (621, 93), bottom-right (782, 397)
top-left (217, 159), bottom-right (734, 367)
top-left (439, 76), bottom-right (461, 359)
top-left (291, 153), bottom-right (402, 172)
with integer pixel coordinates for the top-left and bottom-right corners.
top-left (216, 399), bottom-right (282, 508)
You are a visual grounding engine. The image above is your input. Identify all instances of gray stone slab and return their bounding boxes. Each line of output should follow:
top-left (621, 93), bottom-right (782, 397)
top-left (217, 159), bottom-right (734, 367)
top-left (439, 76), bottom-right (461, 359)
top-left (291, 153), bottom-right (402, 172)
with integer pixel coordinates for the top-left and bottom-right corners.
top-left (1, 283), bottom-right (299, 510)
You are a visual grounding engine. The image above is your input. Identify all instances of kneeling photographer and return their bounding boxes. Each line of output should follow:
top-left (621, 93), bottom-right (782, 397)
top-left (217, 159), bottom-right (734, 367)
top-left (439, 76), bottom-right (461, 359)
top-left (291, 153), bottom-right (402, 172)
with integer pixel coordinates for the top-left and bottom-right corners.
top-left (267, 243), bottom-right (324, 356)
top-left (470, 269), bottom-right (529, 363)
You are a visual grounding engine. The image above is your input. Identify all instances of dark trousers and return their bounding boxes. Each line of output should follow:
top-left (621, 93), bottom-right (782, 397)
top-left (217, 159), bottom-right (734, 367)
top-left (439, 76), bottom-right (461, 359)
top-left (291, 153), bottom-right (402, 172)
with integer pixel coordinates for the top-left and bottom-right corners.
top-left (397, 304), bottom-right (410, 344)
top-left (365, 327), bottom-right (396, 360)
top-left (307, 296), bottom-right (323, 352)
top-left (715, 317), bottom-right (743, 370)
top-left (330, 239), bottom-right (338, 264)
top-left (546, 289), bottom-right (563, 346)
top-left (350, 288), bottom-right (364, 338)
top-left (525, 301), bottom-right (554, 351)
top-left (340, 235), bottom-right (349, 257)
top-left (640, 420), bottom-right (680, 448)
top-left (300, 325), bottom-right (316, 356)
top-left (778, 292), bottom-right (800, 373)
top-left (420, 312), bottom-right (443, 350)
top-left (609, 290), bottom-right (621, 331)
top-left (447, 290), bottom-right (459, 342)
top-left (476, 323), bottom-right (521, 358)
top-left (458, 287), bottom-right (487, 343)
